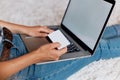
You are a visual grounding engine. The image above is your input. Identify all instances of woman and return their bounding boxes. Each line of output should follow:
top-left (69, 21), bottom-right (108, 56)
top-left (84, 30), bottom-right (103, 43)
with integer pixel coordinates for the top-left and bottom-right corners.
top-left (0, 20), bottom-right (120, 80)
top-left (0, 20), bottom-right (67, 80)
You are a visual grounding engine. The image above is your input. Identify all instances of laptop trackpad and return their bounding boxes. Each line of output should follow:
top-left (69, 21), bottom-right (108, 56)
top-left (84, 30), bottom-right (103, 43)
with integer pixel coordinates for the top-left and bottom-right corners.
top-left (21, 35), bottom-right (49, 52)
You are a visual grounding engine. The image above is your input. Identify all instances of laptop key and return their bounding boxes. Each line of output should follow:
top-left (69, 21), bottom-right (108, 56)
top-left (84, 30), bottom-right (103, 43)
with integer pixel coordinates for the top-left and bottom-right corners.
top-left (50, 27), bottom-right (59, 31)
top-left (67, 42), bottom-right (80, 53)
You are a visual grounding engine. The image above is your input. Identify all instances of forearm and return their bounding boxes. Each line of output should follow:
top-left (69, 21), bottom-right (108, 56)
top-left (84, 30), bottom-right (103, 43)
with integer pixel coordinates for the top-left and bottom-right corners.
top-left (0, 20), bottom-right (27, 34)
top-left (0, 51), bottom-right (39, 80)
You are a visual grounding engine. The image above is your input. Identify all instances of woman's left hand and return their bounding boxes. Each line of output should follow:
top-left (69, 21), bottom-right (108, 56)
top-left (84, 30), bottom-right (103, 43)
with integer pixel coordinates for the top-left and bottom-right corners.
top-left (0, 20), bottom-right (54, 37)
top-left (24, 26), bottom-right (53, 37)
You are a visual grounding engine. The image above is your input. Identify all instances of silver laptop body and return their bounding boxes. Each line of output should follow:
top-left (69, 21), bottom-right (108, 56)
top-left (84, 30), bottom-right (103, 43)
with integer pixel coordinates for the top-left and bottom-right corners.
top-left (20, 0), bottom-right (115, 64)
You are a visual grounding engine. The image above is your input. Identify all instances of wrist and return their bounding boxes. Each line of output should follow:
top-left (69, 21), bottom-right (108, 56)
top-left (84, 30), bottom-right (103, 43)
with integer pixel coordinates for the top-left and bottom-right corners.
top-left (28, 50), bottom-right (43, 64)
top-left (30, 49), bottom-right (49, 64)
top-left (18, 26), bottom-right (28, 34)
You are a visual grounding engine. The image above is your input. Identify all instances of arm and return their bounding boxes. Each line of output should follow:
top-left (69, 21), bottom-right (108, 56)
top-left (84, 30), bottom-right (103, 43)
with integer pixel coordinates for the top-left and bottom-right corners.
top-left (0, 20), bottom-right (27, 34)
top-left (0, 20), bottom-right (67, 79)
top-left (0, 43), bottom-right (67, 80)
top-left (0, 20), bottom-right (53, 37)
top-left (0, 51), bottom-right (38, 80)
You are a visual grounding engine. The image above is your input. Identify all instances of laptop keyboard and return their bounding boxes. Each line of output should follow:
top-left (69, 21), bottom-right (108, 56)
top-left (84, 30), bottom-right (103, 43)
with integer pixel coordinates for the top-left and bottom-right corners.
top-left (67, 42), bottom-right (80, 53)
top-left (50, 27), bottom-right (59, 31)
top-left (50, 27), bottom-right (80, 53)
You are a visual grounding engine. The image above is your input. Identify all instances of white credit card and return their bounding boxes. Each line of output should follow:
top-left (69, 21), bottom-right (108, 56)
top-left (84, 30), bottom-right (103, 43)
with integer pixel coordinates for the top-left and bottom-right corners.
top-left (48, 30), bottom-right (70, 49)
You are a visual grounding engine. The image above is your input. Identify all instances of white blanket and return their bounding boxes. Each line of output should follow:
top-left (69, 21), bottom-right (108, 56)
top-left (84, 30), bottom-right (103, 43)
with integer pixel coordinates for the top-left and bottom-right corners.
top-left (0, 0), bottom-right (120, 80)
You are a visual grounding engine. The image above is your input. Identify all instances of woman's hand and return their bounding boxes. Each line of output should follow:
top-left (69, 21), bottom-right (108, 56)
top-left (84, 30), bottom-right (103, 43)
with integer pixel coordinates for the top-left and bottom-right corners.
top-left (24, 26), bottom-right (53, 37)
top-left (0, 20), bottom-right (53, 37)
top-left (32, 42), bottom-right (67, 63)
top-left (0, 42), bottom-right (67, 80)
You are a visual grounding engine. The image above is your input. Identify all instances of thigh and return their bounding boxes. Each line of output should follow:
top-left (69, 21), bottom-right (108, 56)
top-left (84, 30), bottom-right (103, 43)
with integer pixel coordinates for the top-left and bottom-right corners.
top-left (0, 34), bottom-right (27, 58)
top-left (32, 25), bottom-right (120, 80)
top-left (0, 39), bottom-right (3, 56)
top-left (9, 35), bottom-right (102, 80)
top-left (33, 54), bottom-right (100, 80)
top-left (11, 36), bottom-right (119, 80)
top-left (26, 47), bottom-right (102, 80)
top-left (95, 38), bottom-right (120, 59)
top-left (9, 34), bottom-right (27, 59)
top-left (105, 37), bottom-right (120, 58)
top-left (102, 24), bottom-right (120, 39)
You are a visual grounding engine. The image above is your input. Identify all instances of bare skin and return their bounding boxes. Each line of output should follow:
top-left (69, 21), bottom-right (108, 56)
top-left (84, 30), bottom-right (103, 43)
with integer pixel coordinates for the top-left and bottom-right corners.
top-left (0, 20), bottom-right (67, 80)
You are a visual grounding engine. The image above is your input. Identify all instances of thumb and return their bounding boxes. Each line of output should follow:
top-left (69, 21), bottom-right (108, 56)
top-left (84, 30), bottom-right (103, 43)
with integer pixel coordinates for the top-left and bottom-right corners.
top-left (58, 47), bottom-right (67, 56)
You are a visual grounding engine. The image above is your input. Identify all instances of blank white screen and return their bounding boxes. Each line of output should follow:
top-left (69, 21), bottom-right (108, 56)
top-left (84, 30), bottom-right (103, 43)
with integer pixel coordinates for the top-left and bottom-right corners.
top-left (62, 0), bottom-right (112, 50)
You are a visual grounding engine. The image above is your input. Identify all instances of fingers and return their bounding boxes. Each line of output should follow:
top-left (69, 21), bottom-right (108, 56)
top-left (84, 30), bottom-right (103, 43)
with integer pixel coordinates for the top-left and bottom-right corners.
top-left (39, 26), bottom-right (54, 33)
top-left (48, 43), bottom-right (67, 56)
top-left (58, 47), bottom-right (67, 56)
top-left (52, 47), bottom-right (67, 61)
top-left (37, 33), bottom-right (48, 37)
top-left (48, 43), bottom-right (67, 54)
top-left (48, 42), bottom-right (61, 49)
top-left (38, 43), bottom-right (67, 61)
top-left (32, 26), bottom-right (54, 37)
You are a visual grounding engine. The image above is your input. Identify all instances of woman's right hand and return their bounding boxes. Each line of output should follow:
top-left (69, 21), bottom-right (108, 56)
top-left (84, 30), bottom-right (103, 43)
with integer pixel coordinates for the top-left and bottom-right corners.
top-left (0, 42), bottom-right (67, 80)
top-left (33, 42), bottom-right (67, 63)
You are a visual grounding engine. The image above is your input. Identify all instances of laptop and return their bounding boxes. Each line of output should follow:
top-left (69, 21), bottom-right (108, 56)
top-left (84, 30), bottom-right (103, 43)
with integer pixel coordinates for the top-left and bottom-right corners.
top-left (20, 0), bottom-right (115, 64)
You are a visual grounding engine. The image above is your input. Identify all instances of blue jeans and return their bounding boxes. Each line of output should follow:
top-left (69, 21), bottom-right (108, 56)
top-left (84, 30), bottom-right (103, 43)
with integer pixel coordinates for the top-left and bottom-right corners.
top-left (1, 25), bottom-right (120, 80)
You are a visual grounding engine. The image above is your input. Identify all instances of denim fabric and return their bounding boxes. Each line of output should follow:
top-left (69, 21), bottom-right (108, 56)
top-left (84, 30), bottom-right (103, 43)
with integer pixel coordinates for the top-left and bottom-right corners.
top-left (102, 24), bottom-right (120, 39)
top-left (1, 25), bottom-right (120, 80)
top-left (0, 38), bottom-right (3, 56)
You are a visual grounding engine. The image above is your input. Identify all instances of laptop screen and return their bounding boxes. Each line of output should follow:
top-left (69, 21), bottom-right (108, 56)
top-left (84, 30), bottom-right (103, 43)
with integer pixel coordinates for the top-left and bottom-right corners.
top-left (62, 0), bottom-right (114, 52)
